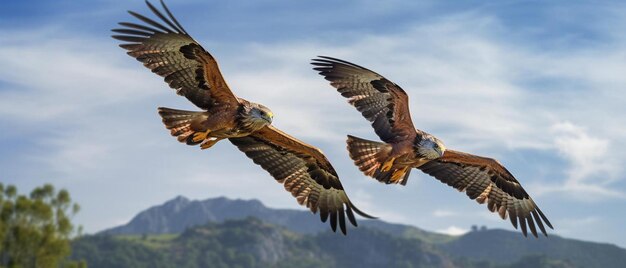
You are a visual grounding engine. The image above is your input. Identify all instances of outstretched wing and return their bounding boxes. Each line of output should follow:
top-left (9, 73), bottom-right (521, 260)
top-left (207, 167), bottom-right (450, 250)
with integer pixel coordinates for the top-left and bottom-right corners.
top-left (112, 0), bottom-right (238, 109)
top-left (312, 56), bottom-right (416, 144)
top-left (418, 150), bottom-right (553, 237)
top-left (229, 125), bottom-right (375, 234)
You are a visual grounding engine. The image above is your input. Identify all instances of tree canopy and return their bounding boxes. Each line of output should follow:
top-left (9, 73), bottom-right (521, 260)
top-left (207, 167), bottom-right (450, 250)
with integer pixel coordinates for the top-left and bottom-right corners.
top-left (0, 183), bottom-right (85, 268)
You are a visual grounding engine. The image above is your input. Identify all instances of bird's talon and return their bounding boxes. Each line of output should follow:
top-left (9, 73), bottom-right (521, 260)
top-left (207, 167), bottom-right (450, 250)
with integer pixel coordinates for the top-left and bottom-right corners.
top-left (192, 131), bottom-right (210, 143)
top-left (381, 158), bottom-right (395, 172)
top-left (200, 138), bottom-right (218, 149)
top-left (390, 167), bottom-right (408, 183)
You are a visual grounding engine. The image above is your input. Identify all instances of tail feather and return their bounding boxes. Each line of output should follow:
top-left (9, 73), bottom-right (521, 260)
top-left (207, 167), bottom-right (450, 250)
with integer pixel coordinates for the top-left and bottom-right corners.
top-left (346, 135), bottom-right (411, 185)
top-left (346, 135), bottom-right (390, 176)
top-left (158, 107), bottom-right (212, 147)
top-left (399, 169), bottom-right (411, 185)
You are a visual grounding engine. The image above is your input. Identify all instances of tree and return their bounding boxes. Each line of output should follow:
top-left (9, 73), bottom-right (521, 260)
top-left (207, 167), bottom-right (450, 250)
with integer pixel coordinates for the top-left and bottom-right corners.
top-left (0, 183), bottom-right (86, 268)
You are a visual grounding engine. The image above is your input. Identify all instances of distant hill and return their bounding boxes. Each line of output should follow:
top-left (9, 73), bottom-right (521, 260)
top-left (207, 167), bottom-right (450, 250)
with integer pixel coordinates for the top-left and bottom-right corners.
top-left (99, 195), bottom-right (325, 234)
top-left (99, 195), bottom-right (449, 242)
top-left (443, 229), bottom-right (626, 268)
top-left (82, 196), bottom-right (626, 268)
top-left (75, 218), bottom-right (455, 268)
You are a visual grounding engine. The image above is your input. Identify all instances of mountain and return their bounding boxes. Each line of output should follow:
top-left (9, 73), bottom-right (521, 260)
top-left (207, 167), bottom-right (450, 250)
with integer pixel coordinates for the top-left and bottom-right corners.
top-left (99, 195), bottom-right (448, 242)
top-left (443, 229), bottom-right (626, 268)
top-left (84, 196), bottom-right (626, 268)
top-left (75, 218), bottom-right (455, 268)
top-left (100, 195), bottom-right (338, 235)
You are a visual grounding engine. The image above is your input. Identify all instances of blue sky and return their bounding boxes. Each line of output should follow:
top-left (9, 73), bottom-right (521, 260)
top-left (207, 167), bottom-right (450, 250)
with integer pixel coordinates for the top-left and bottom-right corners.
top-left (2, 0), bottom-right (626, 246)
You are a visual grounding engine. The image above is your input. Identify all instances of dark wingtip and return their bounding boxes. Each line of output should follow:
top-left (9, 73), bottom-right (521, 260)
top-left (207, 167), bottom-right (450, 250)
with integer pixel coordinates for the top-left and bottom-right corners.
top-left (338, 207), bottom-right (347, 235)
top-left (320, 210), bottom-right (329, 223)
top-left (311, 55), bottom-right (328, 61)
top-left (527, 215), bottom-right (538, 238)
top-left (145, 0), bottom-right (156, 10)
top-left (330, 212), bottom-right (338, 232)
top-left (317, 55), bottom-right (337, 61)
top-left (111, 35), bottom-right (146, 42)
top-left (345, 206), bottom-right (357, 227)
top-left (531, 210), bottom-right (548, 237)
top-left (520, 216), bottom-right (528, 237)
top-left (536, 207), bottom-right (554, 229)
top-left (349, 201), bottom-right (377, 219)
top-left (159, 0), bottom-right (188, 34)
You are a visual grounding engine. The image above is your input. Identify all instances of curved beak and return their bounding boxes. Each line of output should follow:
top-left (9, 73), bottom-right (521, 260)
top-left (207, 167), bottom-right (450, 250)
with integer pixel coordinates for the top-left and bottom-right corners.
top-left (262, 112), bottom-right (273, 123)
top-left (437, 145), bottom-right (446, 157)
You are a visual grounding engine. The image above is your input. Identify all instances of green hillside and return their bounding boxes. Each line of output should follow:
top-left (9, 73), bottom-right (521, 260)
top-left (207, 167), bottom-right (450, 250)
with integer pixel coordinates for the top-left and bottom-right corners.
top-left (442, 229), bottom-right (626, 268)
top-left (72, 217), bottom-right (614, 268)
top-left (71, 197), bottom-right (626, 268)
top-left (73, 218), bottom-right (454, 268)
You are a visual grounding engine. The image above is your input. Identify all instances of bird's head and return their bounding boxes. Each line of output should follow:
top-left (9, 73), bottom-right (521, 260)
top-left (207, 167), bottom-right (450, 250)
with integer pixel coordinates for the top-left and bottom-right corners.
top-left (417, 134), bottom-right (446, 159)
top-left (250, 103), bottom-right (274, 124)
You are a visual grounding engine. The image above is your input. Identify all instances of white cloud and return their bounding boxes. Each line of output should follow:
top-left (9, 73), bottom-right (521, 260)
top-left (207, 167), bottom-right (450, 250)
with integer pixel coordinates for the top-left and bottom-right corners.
top-left (552, 122), bottom-right (618, 182)
top-left (436, 225), bottom-right (468, 236)
top-left (432, 209), bottom-right (458, 218)
top-left (0, 30), bottom-right (165, 122)
top-left (528, 122), bottom-right (625, 201)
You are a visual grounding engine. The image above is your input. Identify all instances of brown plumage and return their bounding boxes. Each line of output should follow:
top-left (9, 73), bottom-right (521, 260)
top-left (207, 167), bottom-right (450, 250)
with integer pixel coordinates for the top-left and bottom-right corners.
top-left (112, 1), bottom-right (374, 234)
top-left (230, 126), bottom-right (373, 234)
top-left (312, 56), bottom-right (553, 237)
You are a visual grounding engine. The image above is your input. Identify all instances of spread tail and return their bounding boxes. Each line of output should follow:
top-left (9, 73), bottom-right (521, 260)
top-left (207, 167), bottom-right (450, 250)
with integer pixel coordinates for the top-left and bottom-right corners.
top-left (157, 107), bottom-right (217, 149)
top-left (346, 135), bottom-right (411, 185)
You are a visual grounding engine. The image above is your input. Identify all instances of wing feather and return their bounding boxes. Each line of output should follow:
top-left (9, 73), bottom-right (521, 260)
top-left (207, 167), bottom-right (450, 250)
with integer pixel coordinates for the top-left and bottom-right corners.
top-left (419, 149), bottom-right (553, 237)
top-left (112, 1), bottom-right (238, 109)
top-left (229, 125), bottom-right (375, 234)
top-left (312, 56), bottom-right (417, 143)
top-left (118, 22), bottom-right (164, 34)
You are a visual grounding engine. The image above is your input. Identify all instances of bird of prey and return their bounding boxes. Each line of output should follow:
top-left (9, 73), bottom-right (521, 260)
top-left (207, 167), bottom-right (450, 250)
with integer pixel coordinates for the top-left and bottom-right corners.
top-left (311, 56), bottom-right (553, 237)
top-left (111, 1), bottom-right (374, 234)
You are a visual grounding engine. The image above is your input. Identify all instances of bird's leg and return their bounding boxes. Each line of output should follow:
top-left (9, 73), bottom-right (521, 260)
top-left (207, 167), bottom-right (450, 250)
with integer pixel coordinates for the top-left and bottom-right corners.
top-left (200, 137), bottom-right (219, 150)
top-left (381, 157), bottom-right (396, 172)
top-left (390, 166), bottom-right (408, 183)
top-left (191, 130), bottom-right (211, 143)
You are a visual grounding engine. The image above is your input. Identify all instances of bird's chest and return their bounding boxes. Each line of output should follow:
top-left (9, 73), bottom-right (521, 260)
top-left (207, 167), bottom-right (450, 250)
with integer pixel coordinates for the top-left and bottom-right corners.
top-left (390, 140), bottom-right (414, 157)
top-left (389, 141), bottom-right (431, 167)
top-left (233, 115), bottom-right (268, 136)
top-left (202, 107), bottom-right (251, 137)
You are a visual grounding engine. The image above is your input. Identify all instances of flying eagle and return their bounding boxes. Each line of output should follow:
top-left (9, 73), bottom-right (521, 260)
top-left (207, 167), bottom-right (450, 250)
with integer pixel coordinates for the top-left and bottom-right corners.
top-left (111, 1), bottom-right (374, 234)
top-left (311, 56), bottom-right (553, 237)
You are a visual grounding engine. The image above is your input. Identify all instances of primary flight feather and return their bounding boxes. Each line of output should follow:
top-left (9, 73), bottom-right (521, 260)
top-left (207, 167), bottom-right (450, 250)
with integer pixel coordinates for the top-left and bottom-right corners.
top-left (111, 1), bottom-right (374, 234)
top-left (311, 56), bottom-right (553, 237)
